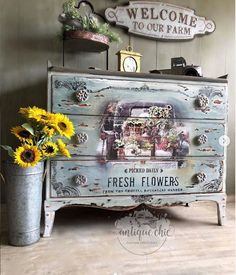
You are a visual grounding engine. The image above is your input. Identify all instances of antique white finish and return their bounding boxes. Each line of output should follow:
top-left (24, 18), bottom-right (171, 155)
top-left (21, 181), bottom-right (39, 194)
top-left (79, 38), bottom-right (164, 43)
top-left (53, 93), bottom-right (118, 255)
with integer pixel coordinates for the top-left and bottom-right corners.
top-left (43, 67), bottom-right (227, 237)
top-left (43, 193), bottom-right (226, 237)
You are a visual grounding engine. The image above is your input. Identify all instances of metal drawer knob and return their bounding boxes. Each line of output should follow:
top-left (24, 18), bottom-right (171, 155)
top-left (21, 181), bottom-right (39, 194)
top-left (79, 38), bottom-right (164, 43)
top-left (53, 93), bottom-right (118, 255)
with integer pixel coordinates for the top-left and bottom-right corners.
top-left (194, 172), bottom-right (207, 183)
top-left (76, 132), bottom-right (88, 144)
top-left (74, 174), bottom-right (87, 186)
top-left (75, 89), bottom-right (89, 102)
top-left (197, 134), bottom-right (208, 145)
top-left (196, 94), bottom-right (209, 108)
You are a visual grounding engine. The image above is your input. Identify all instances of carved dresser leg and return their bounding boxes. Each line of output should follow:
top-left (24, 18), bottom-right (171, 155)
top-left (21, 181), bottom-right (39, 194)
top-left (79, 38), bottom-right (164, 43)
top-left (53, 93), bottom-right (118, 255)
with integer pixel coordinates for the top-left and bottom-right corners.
top-left (216, 197), bottom-right (226, 226)
top-left (43, 211), bottom-right (55, 237)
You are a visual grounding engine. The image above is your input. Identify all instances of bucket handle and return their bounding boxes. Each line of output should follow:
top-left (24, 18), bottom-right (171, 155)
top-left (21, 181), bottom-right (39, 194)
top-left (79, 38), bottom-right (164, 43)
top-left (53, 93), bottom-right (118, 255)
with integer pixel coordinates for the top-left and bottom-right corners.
top-left (43, 167), bottom-right (47, 181)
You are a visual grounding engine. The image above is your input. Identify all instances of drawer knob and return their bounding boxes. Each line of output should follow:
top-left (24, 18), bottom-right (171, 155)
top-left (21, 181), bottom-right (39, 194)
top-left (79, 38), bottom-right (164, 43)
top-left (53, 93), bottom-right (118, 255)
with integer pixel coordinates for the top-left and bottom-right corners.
top-left (76, 132), bottom-right (88, 144)
top-left (197, 134), bottom-right (208, 145)
top-left (75, 89), bottom-right (89, 102)
top-left (196, 94), bottom-right (209, 108)
top-left (194, 172), bottom-right (207, 183)
top-left (74, 174), bottom-right (87, 186)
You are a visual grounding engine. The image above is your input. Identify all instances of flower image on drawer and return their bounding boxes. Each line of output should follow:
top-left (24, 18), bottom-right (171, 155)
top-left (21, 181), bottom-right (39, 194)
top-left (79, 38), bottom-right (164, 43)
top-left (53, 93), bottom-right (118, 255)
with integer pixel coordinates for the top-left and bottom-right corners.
top-left (100, 101), bottom-right (190, 160)
top-left (93, 101), bottom-right (224, 160)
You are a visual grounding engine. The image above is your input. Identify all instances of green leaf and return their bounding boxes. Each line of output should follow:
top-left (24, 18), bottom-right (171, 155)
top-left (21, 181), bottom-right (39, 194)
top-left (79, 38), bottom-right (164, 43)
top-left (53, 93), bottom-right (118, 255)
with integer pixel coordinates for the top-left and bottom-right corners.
top-left (21, 123), bottom-right (34, 135)
top-left (0, 145), bottom-right (14, 157)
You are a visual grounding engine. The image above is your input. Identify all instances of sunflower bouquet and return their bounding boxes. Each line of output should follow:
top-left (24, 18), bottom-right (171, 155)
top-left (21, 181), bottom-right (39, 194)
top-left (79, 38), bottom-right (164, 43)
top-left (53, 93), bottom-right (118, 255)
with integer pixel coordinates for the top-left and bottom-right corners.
top-left (1, 106), bottom-right (75, 168)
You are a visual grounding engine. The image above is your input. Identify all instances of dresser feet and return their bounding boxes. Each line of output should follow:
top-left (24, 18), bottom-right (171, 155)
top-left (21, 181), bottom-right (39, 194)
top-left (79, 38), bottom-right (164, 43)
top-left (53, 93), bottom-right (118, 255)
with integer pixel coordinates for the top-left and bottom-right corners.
top-left (43, 211), bottom-right (55, 237)
top-left (216, 197), bottom-right (226, 226)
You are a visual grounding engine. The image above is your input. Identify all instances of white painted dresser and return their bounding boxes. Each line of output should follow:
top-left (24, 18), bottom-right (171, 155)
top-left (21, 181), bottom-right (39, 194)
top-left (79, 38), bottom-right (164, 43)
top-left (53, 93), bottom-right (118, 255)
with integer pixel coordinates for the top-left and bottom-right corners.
top-left (43, 66), bottom-right (228, 237)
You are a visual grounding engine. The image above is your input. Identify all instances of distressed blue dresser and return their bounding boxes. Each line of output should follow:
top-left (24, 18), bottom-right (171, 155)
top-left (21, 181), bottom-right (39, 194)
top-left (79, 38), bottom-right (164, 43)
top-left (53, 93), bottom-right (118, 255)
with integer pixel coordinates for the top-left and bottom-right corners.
top-left (43, 66), bottom-right (228, 237)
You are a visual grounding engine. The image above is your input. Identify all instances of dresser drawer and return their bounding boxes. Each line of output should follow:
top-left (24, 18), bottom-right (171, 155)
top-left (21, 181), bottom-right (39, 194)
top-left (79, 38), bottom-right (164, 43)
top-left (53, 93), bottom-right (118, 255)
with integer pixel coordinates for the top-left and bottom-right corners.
top-left (64, 115), bottom-right (225, 158)
top-left (51, 74), bottom-right (227, 120)
top-left (44, 68), bottom-right (228, 236)
top-left (49, 159), bottom-right (224, 198)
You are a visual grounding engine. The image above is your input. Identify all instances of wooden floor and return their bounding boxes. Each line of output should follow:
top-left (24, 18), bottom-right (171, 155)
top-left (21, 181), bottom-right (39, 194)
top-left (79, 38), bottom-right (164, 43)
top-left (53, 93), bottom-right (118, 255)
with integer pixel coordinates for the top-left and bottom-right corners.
top-left (1, 198), bottom-right (235, 275)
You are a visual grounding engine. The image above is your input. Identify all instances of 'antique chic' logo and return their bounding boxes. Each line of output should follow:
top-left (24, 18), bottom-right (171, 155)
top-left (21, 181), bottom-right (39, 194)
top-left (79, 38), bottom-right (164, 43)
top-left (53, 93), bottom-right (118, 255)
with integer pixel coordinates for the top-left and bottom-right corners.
top-left (115, 209), bottom-right (174, 255)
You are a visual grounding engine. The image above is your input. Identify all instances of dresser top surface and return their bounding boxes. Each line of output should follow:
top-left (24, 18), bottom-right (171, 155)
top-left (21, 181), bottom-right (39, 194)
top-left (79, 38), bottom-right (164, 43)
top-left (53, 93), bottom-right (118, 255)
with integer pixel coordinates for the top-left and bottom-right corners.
top-left (48, 66), bottom-right (228, 84)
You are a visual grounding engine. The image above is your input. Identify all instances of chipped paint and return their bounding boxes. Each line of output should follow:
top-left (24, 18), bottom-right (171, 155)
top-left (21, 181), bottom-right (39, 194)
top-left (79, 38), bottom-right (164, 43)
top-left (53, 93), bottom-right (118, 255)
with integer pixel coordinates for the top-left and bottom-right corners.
top-left (197, 147), bottom-right (216, 152)
top-left (52, 75), bottom-right (227, 120)
top-left (78, 104), bottom-right (91, 107)
top-left (205, 128), bottom-right (218, 133)
top-left (43, 192), bottom-right (227, 236)
top-left (203, 163), bottom-right (217, 169)
top-left (60, 115), bottom-right (225, 158)
top-left (43, 70), bottom-right (228, 237)
top-left (131, 195), bottom-right (153, 203)
top-left (49, 159), bottom-right (224, 198)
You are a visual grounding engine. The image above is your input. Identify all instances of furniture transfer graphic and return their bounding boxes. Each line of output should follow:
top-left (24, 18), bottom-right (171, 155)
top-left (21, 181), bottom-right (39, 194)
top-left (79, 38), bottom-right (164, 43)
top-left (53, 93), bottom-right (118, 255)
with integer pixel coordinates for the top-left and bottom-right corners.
top-left (44, 67), bottom-right (227, 237)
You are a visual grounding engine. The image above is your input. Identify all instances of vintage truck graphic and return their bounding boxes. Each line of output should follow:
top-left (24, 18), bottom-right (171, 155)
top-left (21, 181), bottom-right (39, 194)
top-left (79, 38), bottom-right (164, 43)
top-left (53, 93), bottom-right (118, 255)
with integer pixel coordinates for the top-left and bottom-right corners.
top-left (99, 101), bottom-right (190, 160)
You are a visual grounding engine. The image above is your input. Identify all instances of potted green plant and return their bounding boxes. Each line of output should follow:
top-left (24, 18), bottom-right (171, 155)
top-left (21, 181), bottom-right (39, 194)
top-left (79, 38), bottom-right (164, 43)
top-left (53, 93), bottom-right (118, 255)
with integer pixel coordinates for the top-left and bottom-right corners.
top-left (112, 139), bottom-right (126, 159)
top-left (1, 106), bottom-right (75, 246)
top-left (59, 0), bottom-right (120, 50)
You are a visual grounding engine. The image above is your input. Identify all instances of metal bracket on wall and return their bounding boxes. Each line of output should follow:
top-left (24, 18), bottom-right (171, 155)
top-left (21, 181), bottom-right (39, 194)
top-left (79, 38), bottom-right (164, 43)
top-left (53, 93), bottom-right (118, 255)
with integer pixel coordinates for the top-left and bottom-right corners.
top-left (62, 34), bottom-right (109, 70)
top-left (60, 0), bottom-right (110, 70)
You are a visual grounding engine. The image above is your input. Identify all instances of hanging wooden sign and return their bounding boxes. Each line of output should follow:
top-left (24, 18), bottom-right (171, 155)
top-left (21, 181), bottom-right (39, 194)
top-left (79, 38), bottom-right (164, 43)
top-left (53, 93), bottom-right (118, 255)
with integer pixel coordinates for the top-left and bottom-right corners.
top-left (105, 1), bottom-right (215, 40)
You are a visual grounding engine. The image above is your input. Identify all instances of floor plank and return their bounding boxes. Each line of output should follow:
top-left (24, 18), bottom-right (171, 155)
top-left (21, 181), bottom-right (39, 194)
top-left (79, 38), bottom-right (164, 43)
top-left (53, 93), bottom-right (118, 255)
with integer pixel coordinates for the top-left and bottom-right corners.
top-left (1, 199), bottom-right (235, 275)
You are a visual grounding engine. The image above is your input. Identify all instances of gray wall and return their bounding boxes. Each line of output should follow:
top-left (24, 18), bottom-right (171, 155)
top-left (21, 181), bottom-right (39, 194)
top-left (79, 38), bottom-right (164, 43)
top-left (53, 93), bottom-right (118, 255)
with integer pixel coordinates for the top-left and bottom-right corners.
top-left (0, 0), bottom-right (235, 197)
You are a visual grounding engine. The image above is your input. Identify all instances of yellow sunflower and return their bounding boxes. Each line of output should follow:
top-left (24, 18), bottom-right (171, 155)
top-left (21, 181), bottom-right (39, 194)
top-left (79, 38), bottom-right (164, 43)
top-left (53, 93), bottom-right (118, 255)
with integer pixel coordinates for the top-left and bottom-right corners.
top-left (19, 107), bottom-right (30, 117)
top-left (23, 139), bottom-right (34, 146)
top-left (53, 114), bottom-right (75, 139)
top-left (41, 141), bottom-right (58, 157)
top-left (11, 126), bottom-right (33, 142)
top-left (57, 139), bottom-right (71, 158)
top-left (14, 145), bottom-right (41, 168)
top-left (20, 106), bottom-right (54, 124)
top-left (42, 125), bottom-right (56, 137)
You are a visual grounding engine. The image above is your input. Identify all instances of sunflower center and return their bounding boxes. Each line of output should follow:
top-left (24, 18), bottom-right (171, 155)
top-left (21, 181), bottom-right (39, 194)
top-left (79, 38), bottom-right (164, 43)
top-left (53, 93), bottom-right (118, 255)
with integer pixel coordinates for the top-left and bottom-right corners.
top-left (20, 150), bottom-right (35, 163)
top-left (58, 122), bottom-right (67, 130)
top-left (19, 130), bottom-right (31, 138)
top-left (45, 146), bottom-right (54, 154)
top-left (41, 115), bottom-right (48, 120)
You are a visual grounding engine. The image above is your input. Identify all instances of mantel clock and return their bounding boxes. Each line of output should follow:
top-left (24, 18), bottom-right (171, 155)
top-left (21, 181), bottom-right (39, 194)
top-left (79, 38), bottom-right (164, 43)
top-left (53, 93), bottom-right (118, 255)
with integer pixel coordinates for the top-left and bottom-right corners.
top-left (117, 47), bottom-right (142, 72)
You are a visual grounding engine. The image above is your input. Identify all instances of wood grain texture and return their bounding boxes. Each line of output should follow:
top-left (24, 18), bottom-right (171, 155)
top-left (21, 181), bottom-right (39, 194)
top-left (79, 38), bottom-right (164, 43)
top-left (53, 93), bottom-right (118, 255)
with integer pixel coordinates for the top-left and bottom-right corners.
top-left (0, 0), bottom-right (234, 201)
top-left (50, 72), bottom-right (227, 119)
top-left (45, 69), bottom-right (227, 235)
top-left (49, 159), bottom-right (224, 197)
top-left (64, 48), bottom-right (107, 70)
top-left (1, 201), bottom-right (235, 274)
top-left (131, 35), bottom-right (157, 73)
top-left (58, 116), bottom-right (225, 158)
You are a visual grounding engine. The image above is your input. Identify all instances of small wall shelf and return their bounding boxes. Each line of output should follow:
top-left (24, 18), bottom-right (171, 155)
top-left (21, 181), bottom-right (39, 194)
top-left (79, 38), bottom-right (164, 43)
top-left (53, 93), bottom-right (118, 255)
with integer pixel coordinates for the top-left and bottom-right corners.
top-left (64, 31), bottom-right (109, 52)
top-left (62, 31), bottom-right (109, 69)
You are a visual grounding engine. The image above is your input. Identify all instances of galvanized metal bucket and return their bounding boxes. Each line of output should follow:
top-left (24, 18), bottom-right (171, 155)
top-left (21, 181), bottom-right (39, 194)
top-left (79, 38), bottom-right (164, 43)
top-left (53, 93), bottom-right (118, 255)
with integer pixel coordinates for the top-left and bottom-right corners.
top-left (4, 161), bottom-right (44, 246)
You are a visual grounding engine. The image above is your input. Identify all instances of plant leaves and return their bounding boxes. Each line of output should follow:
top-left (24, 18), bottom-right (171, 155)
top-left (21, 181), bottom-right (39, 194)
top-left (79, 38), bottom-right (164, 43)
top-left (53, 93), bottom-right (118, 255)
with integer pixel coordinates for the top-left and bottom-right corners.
top-left (21, 123), bottom-right (34, 135)
top-left (0, 145), bottom-right (14, 157)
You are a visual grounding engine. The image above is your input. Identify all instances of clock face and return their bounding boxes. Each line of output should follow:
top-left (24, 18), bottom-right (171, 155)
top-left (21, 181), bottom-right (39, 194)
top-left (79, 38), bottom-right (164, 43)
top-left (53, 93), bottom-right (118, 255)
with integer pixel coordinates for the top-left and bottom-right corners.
top-left (123, 56), bottom-right (137, 72)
